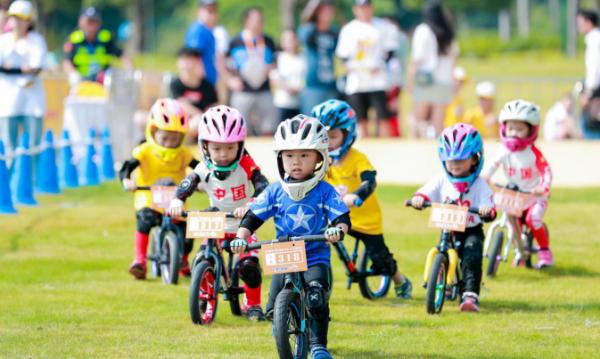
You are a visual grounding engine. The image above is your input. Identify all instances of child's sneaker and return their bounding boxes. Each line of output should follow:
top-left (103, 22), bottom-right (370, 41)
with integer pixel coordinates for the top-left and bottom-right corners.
top-left (459, 292), bottom-right (480, 312)
top-left (129, 262), bottom-right (146, 280)
top-left (246, 305), bottom-right (265, 321)
top-left (536, 249), bottom-right (554, 269)
top-left (310, 345), bottom-right (333, 359)
top-left (394, 277), bottom-right (412, 299)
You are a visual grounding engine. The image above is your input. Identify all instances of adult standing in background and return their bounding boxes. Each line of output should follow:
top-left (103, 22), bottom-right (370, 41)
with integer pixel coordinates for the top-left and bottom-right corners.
top-left (0, 0), bottom-right (46, 167)
top-left (225, 7), bottom-right (277, 135)
top-left (407, 2), bottom-right (458, 138)
top-left (298, 0), bottom-right (338, 115)
top-left (185, 0), bottom-right (219, 87)
top-left (576, 9), bottom-right (600, 139)
top-left (336, 0), bottom-right (398, 137)
top-left (63, 7), bottom-right (125, 86)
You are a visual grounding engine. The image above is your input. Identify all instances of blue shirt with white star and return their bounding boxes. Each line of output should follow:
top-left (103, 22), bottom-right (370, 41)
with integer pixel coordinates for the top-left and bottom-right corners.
top-left (250, 180), bottom-right (349, 267)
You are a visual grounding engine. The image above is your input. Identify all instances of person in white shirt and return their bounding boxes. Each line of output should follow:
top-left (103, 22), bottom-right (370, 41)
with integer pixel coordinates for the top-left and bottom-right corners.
top-left (407, 2), bottom-right (458, 139)
top-left (576, 9), bottom-right (600, 139)
top-left (0, 0), bottom-right (46, 168)
top-left (544, 94), bottom-right (576, 141)
top-left (270, 29), bottom-right (306, 122)
top-left (336, 0), bottom-right (398, 137)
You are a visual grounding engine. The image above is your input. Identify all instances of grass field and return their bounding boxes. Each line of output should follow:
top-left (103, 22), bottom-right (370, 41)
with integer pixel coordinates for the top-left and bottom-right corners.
top-left (1, 183), bottom-right (599, 358)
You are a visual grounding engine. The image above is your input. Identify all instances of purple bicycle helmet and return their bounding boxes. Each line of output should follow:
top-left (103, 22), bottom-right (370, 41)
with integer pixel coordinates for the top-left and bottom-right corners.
top-left (437, 123), bottom-right (484, 193)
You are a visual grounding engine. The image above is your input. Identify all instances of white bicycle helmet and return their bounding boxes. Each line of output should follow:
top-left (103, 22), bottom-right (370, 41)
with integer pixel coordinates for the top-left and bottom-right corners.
top-left (274, 114), bottom-right (329, 201)
top-left (498, 99), bottom-right (540, 125)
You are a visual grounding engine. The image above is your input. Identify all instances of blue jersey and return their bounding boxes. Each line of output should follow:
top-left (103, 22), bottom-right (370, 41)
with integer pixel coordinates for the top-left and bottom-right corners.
top-left (250, 181), bottom-right (349, 267)
top-left (185, 21), bottom-right (217, 85)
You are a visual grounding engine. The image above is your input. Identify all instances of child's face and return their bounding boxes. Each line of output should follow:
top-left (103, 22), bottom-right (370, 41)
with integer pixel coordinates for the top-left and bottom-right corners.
top-left (445, 158), bottom-right (476, 178)
top-left (479, 97), bottom-right (494, 114)
top-left (177, 55), bottom-right (205, 81)
top-left (327, 129), bottom-right (345, 153)
top-left (154, 129), bottom-right (183, 148)
top-left (207, 141), bottom-right (239, 166)
top-left (282, 149), bottom-right (320, 180)
top-left (280, 30), bottom-right (298, 53)
top-left (504, 120), bottom-right (531, 139)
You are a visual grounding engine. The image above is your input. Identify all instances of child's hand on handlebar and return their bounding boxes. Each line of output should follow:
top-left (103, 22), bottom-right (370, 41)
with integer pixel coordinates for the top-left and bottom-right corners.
top-left (479, 205), bottom-right (494, 218)
top-left (233, 205), bottom-right (249, 219)
top-left (343, 193), bottom-right (359, 208)
top-left (531, 186), bottom-right (546, 196)
top-left (324, 227), bottom-right (343, 243)
top-left (410, 196), bottom-right (425, 209)
top-left (230, 237), bottom-right (248, 254)
top-left (166, 198), bottom-right (184, 217)
top-left (122, 179), bottom-right (136, 192)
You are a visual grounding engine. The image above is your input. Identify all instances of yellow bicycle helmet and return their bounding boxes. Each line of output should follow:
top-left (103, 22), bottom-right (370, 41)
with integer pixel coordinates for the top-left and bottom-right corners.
top-left (145, 98), bottom-right (189, 161)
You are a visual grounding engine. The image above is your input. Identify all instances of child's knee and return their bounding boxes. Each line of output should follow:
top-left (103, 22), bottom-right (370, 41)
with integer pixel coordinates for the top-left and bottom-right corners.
top-left (136, 208), bottom-right (162, 233)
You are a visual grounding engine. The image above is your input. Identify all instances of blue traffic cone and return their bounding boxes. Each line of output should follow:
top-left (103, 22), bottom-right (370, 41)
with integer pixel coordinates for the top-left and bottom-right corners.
top-left (100, 127), bottom-right (115, 181)
top-left (35, 130), bottom-right (61, 194)
top-left (10, 132), bottom-right (37, 206)
top-left (82, 128), bottom-right (100, 186)
top-left (60, 130), bottom-right (78, 188)
top-left (0, 141), bottom-right (17, 214)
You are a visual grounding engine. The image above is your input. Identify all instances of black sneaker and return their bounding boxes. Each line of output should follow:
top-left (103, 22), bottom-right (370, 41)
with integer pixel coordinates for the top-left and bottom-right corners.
top-left (246, 305), bottom-right (265, 321)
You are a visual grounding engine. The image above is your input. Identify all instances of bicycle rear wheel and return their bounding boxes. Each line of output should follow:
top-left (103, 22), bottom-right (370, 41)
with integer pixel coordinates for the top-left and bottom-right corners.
top-left (357, 250), bottom-right (391, 300)
top-left (189, 260), bottom-right (218, 325)
top-left (272, 289), bottom-right (308, 359)
top-left (426, 253), bottom-right (447, 315)
top-left (149, 229), bottom-right (161, 278)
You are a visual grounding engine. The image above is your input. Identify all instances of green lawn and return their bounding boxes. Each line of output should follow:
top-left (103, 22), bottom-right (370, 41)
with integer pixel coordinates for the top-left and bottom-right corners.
top-left (1, 183), bottom-right (599, 358)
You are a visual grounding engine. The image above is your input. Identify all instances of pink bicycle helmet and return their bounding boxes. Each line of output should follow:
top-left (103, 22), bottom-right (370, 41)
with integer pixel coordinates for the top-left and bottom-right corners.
top-left (198, 105), bottom-right (247, 175)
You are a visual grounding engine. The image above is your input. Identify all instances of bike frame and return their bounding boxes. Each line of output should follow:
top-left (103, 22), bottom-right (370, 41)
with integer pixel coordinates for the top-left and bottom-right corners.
top-left (484, 211), bottom-right (532, 262)
top-left (423, 229), bottom-right (461, 289)
top-left (282, 271), bottom-right (309, 336)
top-left (192, 237), bottom-right (236, 298)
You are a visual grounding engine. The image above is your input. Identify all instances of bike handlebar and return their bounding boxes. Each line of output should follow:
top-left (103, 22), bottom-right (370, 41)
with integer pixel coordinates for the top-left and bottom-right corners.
top-left (494, 183), bottom-right (532, 194)
top-left (221, 234), bottom-right (340, 252)
top-left (404, 199), bottom-right (495, 222)
top-left (179, 210), bottom-right (236, 219)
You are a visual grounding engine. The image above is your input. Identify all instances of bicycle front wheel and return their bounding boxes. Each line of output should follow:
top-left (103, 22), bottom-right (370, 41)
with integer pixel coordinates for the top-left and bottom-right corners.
top-left (486, 231), bottom-right (504, 278)
top-left (160, 230), bottom-right (181, 285)
top-left (426, 253), bottom-right (447, 315)
top-left (189, 261), bottom-right (218, 325)
top-left (357, 250), bottom-right (391, 300)
top-left (272, 289), bottom-right (308, 359)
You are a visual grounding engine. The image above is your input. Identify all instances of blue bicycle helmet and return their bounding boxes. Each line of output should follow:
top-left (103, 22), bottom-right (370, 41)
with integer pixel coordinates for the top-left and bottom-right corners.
top-left (438, 123), bottom-right (484, 193)
top-left (310, 99), bottom-right (357, 161)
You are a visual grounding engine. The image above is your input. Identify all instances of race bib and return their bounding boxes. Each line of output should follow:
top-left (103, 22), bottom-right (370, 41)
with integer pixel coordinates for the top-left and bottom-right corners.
top-left (150, 186), bottom-right (177, 209)
top-left (262, 240), bottom-right (308, 275)
top-left (428, 203), bottom-right (468, 232)
top-left (186, 211), bottom-right (226, 239)
top-left (493, 186), bottom-right (535, 217)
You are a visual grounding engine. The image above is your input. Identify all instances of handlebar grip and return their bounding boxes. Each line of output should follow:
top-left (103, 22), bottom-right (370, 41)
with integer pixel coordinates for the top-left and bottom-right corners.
top-left (353, 197), bottom-right (364, 207)
top-left (246, 242), bottom-right (262, 251)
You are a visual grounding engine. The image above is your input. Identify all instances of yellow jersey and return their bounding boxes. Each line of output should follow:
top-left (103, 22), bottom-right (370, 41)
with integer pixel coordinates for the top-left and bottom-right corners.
top-left (325, 148), bottom-right (383, 235)
top-left (131, 142), bottom-right (195, 210)
top-left (463, 106), bottom-right (498, 138)
top-left (444, 95), bottom-right (465, 128)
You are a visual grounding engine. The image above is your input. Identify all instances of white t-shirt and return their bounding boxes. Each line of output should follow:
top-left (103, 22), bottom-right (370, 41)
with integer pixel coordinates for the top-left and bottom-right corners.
top-left (0, 31), bottom-right (47, 118)
top-left (585, 27), bottom-right (600, 91)
top-left (544, 101), bottom-right (573, 141)
top-left (411, 23), bottom-right (458, 85)
top-left (336, 18), bottom-right (398, 94)
top-left (213, 25), bottom-right (230, 56)
top-left (416, 174), bottom-right (494, 227)
top-left (270, 51), bottom-right (306, 109)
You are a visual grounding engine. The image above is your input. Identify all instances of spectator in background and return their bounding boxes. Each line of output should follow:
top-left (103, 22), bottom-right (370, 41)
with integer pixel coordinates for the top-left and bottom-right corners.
top-left (170, 48), bottom-right (218, 141)
top-left (63, 7), bottom-right (126, 86)
top-left (270, 29), bottom-right (306, 122)
top-left (336, 0), bottom-right (398, 137)
top-left (298, 0), bottom-right (338, 115)
top-left (544, 94), bottom-right (577, 141)
top-left (225, 7), bottom-right (277, 135)
top-left (444, 66), bottom-right (468, 128)
top-left (0, 0), bottom-right (10, 33)
top-left (463, 81), bottom-right (497, 138)
top-left (576, 9), bottom-right (600, 139)
top-left (382, 15), bottom-right (408, 137)
top-left (185, 0), bottom-right (224, 86)
top-left (0, 0), bottom-right (46, 168)
top-left (407, 2), bottom-right (458, 138)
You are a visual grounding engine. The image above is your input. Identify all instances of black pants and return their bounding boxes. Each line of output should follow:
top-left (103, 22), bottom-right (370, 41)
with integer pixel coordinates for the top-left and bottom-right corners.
top-left (266, 264), bottom-right (332, 348)
top-left (454, 225), bottom-right (484, 295)
top-left (349, 230), bottom-right (397, 276)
